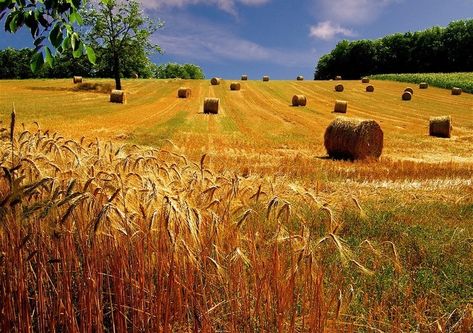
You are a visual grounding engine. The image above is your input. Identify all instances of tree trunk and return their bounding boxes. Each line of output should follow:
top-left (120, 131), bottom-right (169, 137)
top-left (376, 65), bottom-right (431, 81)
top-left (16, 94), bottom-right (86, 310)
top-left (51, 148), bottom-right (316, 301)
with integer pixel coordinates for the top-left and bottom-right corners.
top-left (113, 53), bottom-right (121, 90)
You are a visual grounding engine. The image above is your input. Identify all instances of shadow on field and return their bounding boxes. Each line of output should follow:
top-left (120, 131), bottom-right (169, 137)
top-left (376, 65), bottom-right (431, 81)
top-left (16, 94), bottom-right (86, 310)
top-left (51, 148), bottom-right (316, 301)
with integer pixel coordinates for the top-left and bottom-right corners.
top-left (27, 82), bottom-right (113, 94)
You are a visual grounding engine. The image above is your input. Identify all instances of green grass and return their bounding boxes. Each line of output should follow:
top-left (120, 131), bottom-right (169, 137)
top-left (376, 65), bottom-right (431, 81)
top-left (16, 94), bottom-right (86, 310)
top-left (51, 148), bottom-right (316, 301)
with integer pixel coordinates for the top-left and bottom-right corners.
top-left (370, 72), bottom-right (473, 93)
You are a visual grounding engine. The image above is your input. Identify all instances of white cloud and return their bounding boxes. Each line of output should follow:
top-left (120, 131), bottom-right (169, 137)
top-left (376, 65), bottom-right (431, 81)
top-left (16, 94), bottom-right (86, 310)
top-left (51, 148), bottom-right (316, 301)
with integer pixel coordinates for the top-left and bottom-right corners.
top-left (317, 0), bottom-right (401, 24)
top-left (309, 21), bottom-right (355, 40)
top-left (141, 0), bottom-right (270, 15)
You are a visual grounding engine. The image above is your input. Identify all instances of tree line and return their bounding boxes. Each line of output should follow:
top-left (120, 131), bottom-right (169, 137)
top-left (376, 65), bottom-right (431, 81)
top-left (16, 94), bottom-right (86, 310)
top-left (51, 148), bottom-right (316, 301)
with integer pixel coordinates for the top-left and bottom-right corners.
top-left (314, 19), bottom-right (473, 80)
top-left (0, 48), bottom-right (205, 80)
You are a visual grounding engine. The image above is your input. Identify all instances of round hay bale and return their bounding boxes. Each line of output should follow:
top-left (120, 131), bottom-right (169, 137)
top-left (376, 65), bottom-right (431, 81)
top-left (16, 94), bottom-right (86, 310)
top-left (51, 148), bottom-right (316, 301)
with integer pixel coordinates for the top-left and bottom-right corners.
top-left (263, 76), bottom-right (270, 82)
top-left (73, 76), bottom-right (83, 84)
top-left (335, 75), bottom-right (342, 80)
top-left (110, 90), bottom-right (127, 104)
top-left (361, 77), bottom-right (370, 83)
top-left (419, 82), bottom-right (428, 89)
top-left (210, 77), bottom-right (221, 85)
top-left (402, 91), bottom-right (412, 101)
top-left (132, 73), bottom-right (139, 79)
top-left (241, 75), bottom-right (248, 81)
top-left (177, 87), bottom-right (191, 98)
top-left (324, 117), bottom-right (384, 160)
top-left (429, 116), bottom-right (452, 138)
top-left (452, 87), bottom-right (462, 95)
top-left (297, 76), bottom-right (304, 81)
top-left (335, 84), bottom-right (344, 92)
top-left (404, 87), bottom-right (414, 95)
top-left (292, 95), bottom-right (307, 107)
top-left (204, 98), bottom-right (219, 114)
top-left (230, 82), bottom-right (241, 91)
top-left (334, 100), bottom-right (348, 113)
top-left (366, 85), bottom-right (375, 93)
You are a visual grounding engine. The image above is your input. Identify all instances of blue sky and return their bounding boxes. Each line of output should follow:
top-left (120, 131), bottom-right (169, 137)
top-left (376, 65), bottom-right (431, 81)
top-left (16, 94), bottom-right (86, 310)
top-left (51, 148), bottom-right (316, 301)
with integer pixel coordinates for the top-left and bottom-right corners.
top-left (1, 0), bottom-right (473, 79)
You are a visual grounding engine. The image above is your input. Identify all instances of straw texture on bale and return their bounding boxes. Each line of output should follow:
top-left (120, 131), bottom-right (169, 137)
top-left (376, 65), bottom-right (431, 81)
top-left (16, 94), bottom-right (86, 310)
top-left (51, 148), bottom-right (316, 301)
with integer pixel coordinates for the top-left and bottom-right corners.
top-left (419, 82), bottom-right (429, 89)
top-left (73, 76), bottom-right (83, 84)
top-left (292, 95), bottom-right (307, 107)
top-left (110, 90), bottom-right (127, 104)
top-left (404, 87), bottom-right (414, 95)
top-left (324, 117), bottom-right (384, 160)
top-left (335, 75), bottom-right (342, 80)
top-left (429, 116), bottom-right (452, 138)
top-left (263, 76), bottom-right (270, 82)
top-left (132, 73), bottom-right (139, 79)
top-left (361, 77), bottom-right (370, 83)
top-left (230, 82), bottom-right (241, 91)
top-left (402, 91), bottom-right (412, 101)
top-left (366, 85), bottom-right (375, 92)
top-left (335, 84), bottom-right (344, 92)
top-left (241, 75), bottom-right (248, 80)
top-left (210, 77), bottom-right (221, 85)
top-left (204, 98), bottom-right (219, 114)
top-left (452, 87), bottom-right (462, 95)
top-left (334, 100), bottom-right (348, 113)
top-left (297, 76), bottom-right (304, 81)
top-left (177, 87), bottom-right (191, 98)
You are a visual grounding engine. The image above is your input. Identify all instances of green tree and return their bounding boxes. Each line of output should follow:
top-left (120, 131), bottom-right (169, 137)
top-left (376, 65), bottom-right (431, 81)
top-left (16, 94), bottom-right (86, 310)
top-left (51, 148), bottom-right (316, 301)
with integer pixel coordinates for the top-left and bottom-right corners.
top-left (0, 0), bottom-right (97, 71)
top-left (81, 0), bottom-right (163, 89)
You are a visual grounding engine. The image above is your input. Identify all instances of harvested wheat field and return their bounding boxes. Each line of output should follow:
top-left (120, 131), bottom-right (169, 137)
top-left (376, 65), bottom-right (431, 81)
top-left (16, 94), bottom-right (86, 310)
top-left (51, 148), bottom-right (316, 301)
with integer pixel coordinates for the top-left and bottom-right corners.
top-left (1, 78), bottom-right (473, 332)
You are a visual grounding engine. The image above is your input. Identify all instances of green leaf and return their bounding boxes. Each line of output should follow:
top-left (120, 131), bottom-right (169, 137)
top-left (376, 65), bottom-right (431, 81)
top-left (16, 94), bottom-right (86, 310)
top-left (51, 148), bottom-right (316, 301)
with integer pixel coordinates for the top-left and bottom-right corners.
top-left (44, 47), bottom-right (53, 68)
top-left (70, 11), bottom-right (83, 25)
top-left (30, 52), bottom-right (43, 73)
top-left (49, 23), bottom-right (63, 48)
top-left (86, 45), bottom-right (96, 64)
top-left (72, 41), bottom-right (84, 58)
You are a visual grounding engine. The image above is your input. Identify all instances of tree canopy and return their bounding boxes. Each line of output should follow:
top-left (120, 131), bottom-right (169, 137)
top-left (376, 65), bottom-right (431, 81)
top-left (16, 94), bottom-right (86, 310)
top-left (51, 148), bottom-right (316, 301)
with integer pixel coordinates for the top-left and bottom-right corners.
top-left (314, 19), bottom-right (473, 80)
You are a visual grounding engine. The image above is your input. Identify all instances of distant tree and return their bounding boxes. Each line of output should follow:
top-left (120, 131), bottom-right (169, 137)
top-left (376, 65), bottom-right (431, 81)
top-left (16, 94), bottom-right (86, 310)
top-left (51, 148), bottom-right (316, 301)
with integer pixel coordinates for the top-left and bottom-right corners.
top-left (81, 0), bottom-right (163, 89)
top-left (153, 63), bottom-right (205, 79)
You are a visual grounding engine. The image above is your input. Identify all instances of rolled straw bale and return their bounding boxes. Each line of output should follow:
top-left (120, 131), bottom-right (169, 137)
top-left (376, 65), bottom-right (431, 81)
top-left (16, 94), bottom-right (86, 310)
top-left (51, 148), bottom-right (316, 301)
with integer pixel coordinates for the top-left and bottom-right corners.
top-left (429, 116), bottom-right (452, 138)
top-left (335, 84), bottom-right (344, 92)
top-left (204, 98), bottom-right (219, 114)
top-left (402, 91), bottom-right (412, 101)
top-left (297, 76), bottom-right (304, 81)
top-left (324, 117), bottom-right (384, 160)
top-left (73, 76), bottom-right (83, 84)
top-left (292, 95), bottom-right (307, 107)
top-left (241, 75), bottom-right (248, 80)
top-left (366, 85), bottom-right (375, 92)
top-left (419, 82), bottom-right (428, 89)
top-left (404, 87), bottom-right (414, 95)
top-left (335, 75), bottom-right (342, 80)
top-left (230, 82), bottom-right (241, 91)
top-left (361, 77), bottom-right (370, 83)
top-left (132, 73), bottom-right (139, 79)
top-left (210, 77), bottom-right (221, 85)
top-left (263, 76), bottom-right (270, 82)
top-left (334, 100), bottom-right (348, 113)
top-left (177, 87), bottom-right (191, 98)
top-left (110, 90), bottom-right (127, 104)
top-left (452, 87), bottom-right (462, 95)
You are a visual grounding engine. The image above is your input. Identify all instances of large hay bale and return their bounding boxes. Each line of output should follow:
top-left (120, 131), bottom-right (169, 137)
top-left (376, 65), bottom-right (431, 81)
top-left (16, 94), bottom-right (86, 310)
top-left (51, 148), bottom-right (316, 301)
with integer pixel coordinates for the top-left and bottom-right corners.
top-left (324, 117), bottom-right (384, 160)
top-left (177, 87), bottom-right (191, 98)
top-left (335, 84), bottom-right (344, 92)
top-left (335, 75), bottom-right (342, 80)
top-left (366, 85), bottom-right (375, 93)
top-left (110, 90), bottom-right (127, 104)
top-left (263, 76), bottom-right (270, 82)
top-left (210, 77), bottom-right (221, 85)
top-left (297, 76), bottom-right (304, 81)
top-left (292, 95), bottom-right (307, 107)
top-left (404, 87), bottom-right (414, 95)
top-left (402, 91), bottom-right (412, 101)
top-left (419, 82), bottom-right (428, 89)
top-left (230, 82), bottom-right (241, 91)
top-left (241, 75), bottom-right (248, 81)
top-left (73, 76), bottom-right (83, 84)
top-left (452, 87), bottom-right (462, 95)
top-left (204, 98), bottom-right (219, 114)
top-left (334, 100), bottom-right (348, 113)
top-left (429, 116), bottom-right (452, 138)
top-left (132, 73), bottom-right (139, 79)
top-left (361, 77), bottom-right (370, 83)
